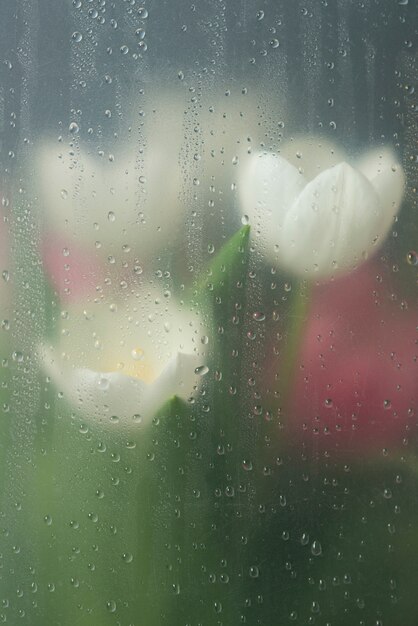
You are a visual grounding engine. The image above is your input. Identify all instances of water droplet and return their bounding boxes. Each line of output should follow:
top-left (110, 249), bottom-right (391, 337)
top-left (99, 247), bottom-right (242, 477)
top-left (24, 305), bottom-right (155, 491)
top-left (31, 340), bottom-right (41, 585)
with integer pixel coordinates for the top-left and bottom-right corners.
top-left (252, 311), bottom-right (266, 322)
top-left (406, 250), bottom-right (418, 266)
top-left (120, 45), bottom-right (129, 55)
top-left (242, 459), bottom-right (253, 471)
top-left (1, 319), bottom-right (10, 331)
top-left (138, 7), bottom-right (148, 18)
top-left (72, 31), bottom-right (83, 43)
top-left (311, 540), bottom-right (322, 556)
top-left (301, 532), bottom-right (309, 546)
top-left (241, 214), bottom-right (250, 225)
top-left (256, 10), bottom-right (264, 20)
top-left (98, 377), bottom-right (110, 391)
top-left (195, 365), bottom-right (209, 376)
top-left (249, 565), bottom-right (260, 578)
top-left (311, 601), bottom-right (320, 614)
top-left (107, 211), bottom-right (116, 222)
top-left (131, 348), bottom-right (144, 361)
top-left (69, 121), bottom-right (79, 134)
top-left (214, 601), bottom-right (222, 614)
top-left (270, 38), bottom-right (280, 49)
top-left (106, 600), bottom-right (117, 613)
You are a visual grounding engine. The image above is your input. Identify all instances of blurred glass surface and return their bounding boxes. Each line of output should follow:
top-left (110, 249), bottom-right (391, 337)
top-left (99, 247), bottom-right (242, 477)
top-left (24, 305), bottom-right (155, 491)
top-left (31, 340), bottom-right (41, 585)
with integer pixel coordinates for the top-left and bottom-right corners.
top-left (0, 1), bottom-right (417, 624)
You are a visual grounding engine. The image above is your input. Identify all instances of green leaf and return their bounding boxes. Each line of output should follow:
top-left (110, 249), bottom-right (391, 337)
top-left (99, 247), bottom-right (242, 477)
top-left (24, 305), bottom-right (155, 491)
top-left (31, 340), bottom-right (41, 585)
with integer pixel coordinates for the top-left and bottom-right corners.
top-left (134, 395), bottom-right (208, 624)
top-left (194, 224), bottom-right (250, 307)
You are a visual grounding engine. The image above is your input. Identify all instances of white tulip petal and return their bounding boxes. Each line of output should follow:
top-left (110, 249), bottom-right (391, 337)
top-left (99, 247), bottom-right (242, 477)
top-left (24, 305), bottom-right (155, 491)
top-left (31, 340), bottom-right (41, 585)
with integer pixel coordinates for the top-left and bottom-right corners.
top-left (280, 162), bottom-right (382, 277)
top-left (240, 139), bottom-right (405, 279)
top-left (71, 369), bottom-right (147, 422)
top-left (37, 94), bottom-right (189, 258)
top-left (356, 146), bottom-right (405, 235)
top-left (240, 152), bottom-right (306, 249)
top-left (140, 352), bottom-right (201, 419)
top-left (280, 136), bottom-right (345, 181)
top-left (39, 284), bottom-right (207, 425)
top-left (57, 291), bottom-right (202, 381)
top-left (40, 343), bottom-right (145, 421)
top-left (38, 145), bottom-right (140, 246)
top-left (40, 344), bottom-right (200, 426)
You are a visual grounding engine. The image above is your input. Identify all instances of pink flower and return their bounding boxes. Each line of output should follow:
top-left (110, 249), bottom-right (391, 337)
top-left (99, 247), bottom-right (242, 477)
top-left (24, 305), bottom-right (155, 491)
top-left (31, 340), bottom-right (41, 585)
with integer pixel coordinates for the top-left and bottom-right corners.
top-left (287, 264), bottom-right (417, 457)
top-left (41, 234), bottom-right (102, 300)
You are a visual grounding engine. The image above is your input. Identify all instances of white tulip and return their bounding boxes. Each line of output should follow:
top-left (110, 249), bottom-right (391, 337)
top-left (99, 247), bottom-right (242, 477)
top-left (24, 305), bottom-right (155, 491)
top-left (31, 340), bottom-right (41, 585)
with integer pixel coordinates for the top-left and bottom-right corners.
top-left (240, 136), bottom-right (405, 278)
top-left (40, 289), bottom-right (207, 425)
top-left (37, 91), bottom-right (189, 261)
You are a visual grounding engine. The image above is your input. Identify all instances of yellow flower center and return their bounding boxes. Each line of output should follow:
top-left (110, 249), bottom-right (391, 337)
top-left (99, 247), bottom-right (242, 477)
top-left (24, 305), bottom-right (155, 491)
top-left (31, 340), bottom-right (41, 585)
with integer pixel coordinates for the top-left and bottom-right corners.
top-left (104, 346), bottom-right (157, 384)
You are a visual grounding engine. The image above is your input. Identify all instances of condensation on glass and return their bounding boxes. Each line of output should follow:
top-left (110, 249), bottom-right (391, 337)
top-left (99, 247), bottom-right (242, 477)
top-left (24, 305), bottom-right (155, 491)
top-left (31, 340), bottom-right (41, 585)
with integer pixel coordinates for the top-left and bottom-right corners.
top-left (0, 1), bottom-right (417, 625)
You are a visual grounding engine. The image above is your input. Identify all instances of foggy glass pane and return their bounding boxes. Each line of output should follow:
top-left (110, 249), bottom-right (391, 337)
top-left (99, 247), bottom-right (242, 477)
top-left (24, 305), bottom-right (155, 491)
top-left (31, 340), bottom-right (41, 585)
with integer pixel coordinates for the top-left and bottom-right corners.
top-left (0, 1), bottom-right (417, 624)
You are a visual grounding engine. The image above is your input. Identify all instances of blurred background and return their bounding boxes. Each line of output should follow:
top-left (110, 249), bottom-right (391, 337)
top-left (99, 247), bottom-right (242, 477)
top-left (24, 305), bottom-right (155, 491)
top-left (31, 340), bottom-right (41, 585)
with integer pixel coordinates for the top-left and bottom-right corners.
top-left (0, 1), bottom-right (417, 624)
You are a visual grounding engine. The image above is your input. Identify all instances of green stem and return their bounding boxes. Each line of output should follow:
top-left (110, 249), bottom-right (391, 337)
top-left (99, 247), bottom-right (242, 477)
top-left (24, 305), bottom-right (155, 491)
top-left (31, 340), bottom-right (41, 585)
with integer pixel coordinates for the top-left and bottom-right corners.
top-left (278, 280), bottom-right (312, 416)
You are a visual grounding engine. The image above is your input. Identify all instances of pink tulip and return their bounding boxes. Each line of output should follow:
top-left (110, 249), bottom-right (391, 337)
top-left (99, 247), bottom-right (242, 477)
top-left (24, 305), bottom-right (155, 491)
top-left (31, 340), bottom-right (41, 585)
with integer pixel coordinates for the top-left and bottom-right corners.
top-left (41, 234), bottom-right (102, 300)
top-left (287, 264), bottom-right (417, 457)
